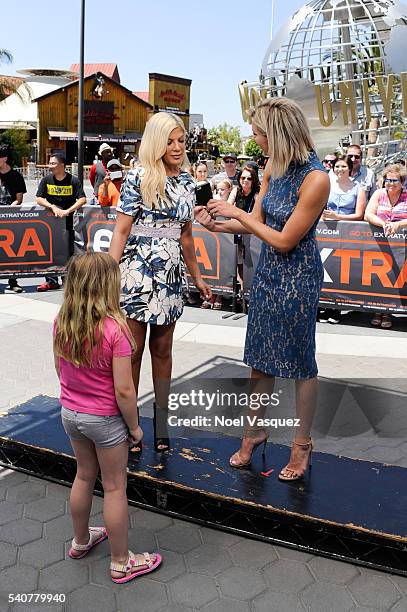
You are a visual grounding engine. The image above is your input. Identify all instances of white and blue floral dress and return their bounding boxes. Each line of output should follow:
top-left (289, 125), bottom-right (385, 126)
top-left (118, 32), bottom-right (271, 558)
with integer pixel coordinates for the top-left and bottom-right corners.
top-left (116, 167), bottom-right (195, 325)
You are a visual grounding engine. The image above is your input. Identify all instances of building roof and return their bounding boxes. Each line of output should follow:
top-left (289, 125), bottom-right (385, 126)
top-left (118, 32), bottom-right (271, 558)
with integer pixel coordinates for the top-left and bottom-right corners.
top-left (69, 63), bottom-right (120, 83)
top-left (133, 91), bottom-right (149, 103)
top-left (33, 73), bottom-right (152, 107)
top-left (0, 81), bottom-right (61, 124)
top-left (0, 75), bottom-right (25, 99)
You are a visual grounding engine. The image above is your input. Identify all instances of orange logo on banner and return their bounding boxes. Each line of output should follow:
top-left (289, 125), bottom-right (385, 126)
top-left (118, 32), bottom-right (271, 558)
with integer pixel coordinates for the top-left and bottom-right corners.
top-left (192, 229), bottom-right (221, 279)
top-left (0, 221), bottom-right (52, 265)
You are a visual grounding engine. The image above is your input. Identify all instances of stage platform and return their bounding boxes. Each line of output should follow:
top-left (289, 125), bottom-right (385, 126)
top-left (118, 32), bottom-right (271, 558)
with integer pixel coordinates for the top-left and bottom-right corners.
top-left (1, 395), bottom-right (407, 577)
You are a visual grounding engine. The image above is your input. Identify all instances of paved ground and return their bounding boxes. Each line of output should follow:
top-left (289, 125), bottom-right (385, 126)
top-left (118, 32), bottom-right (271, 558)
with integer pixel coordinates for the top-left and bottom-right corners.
top-left (0, 286), bottom-right (407, 611)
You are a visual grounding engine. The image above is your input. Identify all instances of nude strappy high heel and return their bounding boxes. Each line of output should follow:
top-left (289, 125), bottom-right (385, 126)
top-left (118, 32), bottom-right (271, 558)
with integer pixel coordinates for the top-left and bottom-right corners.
top-left (278, 439), bottom-right (313, 481)
top-left (229, 428), bottom-right (268, 468)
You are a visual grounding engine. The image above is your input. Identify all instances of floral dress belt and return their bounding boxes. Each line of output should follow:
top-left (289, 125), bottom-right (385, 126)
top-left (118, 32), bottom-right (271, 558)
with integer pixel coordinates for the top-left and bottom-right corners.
top-left (130, 225), bottom-right (181, 239)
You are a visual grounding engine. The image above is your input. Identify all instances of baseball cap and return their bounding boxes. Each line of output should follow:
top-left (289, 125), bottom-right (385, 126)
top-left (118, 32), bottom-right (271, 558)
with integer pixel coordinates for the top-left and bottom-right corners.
top-left (98, 143), bottom-right (114, 155)
top-left (107, 158), bottom-right (122, 169)
top-left (223, 152), bottom-right (237, 161)
top-left (0, 144), bottom-right (11, 159)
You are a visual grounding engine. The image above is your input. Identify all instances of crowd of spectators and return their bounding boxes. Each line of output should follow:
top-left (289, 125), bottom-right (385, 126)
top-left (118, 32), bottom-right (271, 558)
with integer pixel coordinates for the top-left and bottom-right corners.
top-left (1, 139), bottom-right (406, 329)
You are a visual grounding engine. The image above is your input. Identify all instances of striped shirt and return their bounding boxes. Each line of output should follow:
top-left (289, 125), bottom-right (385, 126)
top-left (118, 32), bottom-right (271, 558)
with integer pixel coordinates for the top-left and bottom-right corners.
top-left (376, 188), bottom-right (407, 222)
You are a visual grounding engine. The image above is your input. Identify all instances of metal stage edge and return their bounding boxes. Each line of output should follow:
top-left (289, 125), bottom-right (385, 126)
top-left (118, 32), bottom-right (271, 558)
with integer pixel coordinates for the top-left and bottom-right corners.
top-left (1, 435), bottom-right (407, 577)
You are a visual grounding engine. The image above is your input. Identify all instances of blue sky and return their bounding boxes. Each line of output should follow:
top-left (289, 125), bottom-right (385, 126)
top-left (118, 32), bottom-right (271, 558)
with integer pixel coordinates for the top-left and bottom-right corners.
top-left (1, 0), bottom-right (304, 135)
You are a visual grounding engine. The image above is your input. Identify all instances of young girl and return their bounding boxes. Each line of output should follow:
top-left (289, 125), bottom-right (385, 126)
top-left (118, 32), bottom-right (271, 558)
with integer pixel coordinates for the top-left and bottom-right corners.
top-left (214, 178), bottom-right (233, 201)
top-left (53, 252), bottom-right (162, 584)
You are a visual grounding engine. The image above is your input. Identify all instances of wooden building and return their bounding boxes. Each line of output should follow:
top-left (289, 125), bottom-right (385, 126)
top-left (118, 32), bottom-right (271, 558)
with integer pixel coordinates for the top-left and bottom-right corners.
top-left (35, 73), bottom-right (152, 164)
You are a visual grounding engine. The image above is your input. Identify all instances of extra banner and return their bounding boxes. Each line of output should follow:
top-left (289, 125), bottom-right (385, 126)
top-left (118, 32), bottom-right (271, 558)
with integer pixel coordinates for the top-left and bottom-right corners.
top-left (243, 221), bottom-right (407, 313)
top-left (74, 207), bottom-right (236, 294)
top-left (0, 205), bottom-right (70, 278)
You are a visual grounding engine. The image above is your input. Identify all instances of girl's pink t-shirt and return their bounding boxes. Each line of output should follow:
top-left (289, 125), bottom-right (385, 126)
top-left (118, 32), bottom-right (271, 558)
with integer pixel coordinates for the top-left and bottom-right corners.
top-left (56, 317), bottom-right (132, 416)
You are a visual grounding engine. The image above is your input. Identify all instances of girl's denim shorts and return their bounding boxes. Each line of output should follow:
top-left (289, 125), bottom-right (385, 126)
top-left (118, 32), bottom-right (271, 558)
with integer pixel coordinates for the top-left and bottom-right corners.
top-left (61, 406), bottom-right (129, 448)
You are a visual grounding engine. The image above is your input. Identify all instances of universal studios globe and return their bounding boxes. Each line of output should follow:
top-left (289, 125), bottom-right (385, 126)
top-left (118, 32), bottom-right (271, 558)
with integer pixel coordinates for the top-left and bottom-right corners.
top-left (241, 0), bottom-right (407, 168)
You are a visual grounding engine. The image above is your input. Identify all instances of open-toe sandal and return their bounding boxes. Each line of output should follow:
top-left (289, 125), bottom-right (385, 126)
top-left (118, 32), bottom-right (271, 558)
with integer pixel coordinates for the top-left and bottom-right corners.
top-left (69, 526), bottom-right (107, 559)
top-left (110, 550), bottom-right (162, 584)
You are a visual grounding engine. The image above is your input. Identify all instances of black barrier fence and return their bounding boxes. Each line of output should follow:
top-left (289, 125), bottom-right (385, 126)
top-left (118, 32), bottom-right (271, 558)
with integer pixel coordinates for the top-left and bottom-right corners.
top-left (1, 205), bottom-right (406, 313)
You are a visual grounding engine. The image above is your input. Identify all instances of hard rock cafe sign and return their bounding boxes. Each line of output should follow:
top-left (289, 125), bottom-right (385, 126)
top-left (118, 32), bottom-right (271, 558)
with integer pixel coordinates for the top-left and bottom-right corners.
top-left (239, 0), bottom-right (407, 164)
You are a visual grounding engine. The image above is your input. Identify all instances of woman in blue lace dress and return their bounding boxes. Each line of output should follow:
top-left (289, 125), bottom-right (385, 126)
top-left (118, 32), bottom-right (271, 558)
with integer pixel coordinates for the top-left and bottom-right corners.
top-left (196, 98), bottom-right (329, 481)
top-left (109, 112), bottom-right (211, 452)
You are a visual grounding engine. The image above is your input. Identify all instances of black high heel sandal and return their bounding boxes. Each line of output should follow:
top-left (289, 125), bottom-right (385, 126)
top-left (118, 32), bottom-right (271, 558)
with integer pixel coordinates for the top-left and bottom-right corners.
top-left (129, 407), bottom-right (142, 454)
top-left (153, 402), bottom-right (170, 452)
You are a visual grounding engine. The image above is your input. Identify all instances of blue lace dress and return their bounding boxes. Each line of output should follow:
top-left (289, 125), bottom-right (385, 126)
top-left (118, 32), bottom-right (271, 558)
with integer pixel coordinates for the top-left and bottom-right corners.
top-left (244, 152), bottom-right (324, 379)
top-left (116, 167), bottom-right (195, 325)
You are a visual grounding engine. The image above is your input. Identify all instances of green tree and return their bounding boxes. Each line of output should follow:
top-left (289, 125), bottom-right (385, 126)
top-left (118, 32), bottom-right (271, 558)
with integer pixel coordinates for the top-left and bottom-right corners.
top-left (0, 129), bottom-right (31, 166)
top-left (207, 123), bottom-right (242, 156)
top-left (245, 138), bottom-right (263, 158)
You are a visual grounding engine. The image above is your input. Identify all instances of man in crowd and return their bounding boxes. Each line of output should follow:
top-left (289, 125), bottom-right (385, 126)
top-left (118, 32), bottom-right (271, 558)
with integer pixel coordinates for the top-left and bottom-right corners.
top-left (89, 143), bottom-right (114, 201)
top-left (347, 144), bottom-right (376, 199)
top-left (36, 153), bottom-right (86, 291)
top-left (0, 144), bottom-right (27, 293)
top-left (322, 153), bottom-right (337, 172)
top-left (211, 152), bottom-right (240, 189)
top-left (97, 158), bottom-right (124, 206)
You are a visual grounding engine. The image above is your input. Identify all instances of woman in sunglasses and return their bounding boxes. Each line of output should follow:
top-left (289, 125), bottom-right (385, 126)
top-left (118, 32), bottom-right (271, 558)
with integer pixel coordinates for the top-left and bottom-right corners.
top-left (364, 163), bottom-right (407, 328)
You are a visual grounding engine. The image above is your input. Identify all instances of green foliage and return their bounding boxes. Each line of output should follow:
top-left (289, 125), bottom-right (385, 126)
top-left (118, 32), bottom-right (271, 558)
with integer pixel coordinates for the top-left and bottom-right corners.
top-left (244, 138), bottom-right (263, 158)
top-left (207, 123), bottom-right (242, 156)
top-left (0, 129), bottom-right (31, 166)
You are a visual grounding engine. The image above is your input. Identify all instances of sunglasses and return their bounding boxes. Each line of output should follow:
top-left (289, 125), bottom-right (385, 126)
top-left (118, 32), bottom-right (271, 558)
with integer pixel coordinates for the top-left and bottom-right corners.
top-left (224, 159), bottom-right (236, 164)
top-left (349, 154), bottom-right (361, 159)
top-left (323, 159), bottom-right (335, 164)
top-left (241, 176), bottom-right (252, 181)
top-left (384, 178), bottom-right (401, 183)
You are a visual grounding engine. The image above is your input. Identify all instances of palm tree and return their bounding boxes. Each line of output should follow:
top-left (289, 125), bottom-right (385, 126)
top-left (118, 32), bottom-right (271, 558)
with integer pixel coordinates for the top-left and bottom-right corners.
top-left (0, 48), bottom-right (30, 102)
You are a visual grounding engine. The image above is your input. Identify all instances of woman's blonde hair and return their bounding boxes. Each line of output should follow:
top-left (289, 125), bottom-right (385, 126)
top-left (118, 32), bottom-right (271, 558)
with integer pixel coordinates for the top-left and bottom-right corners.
top-left (383, 163), bottom-right (407, 183)
top-left (54, 252), bottom-right (135, 367)
top-left (247, 97), bottom-right (315, 179)
top-left (216, 178), bottom-right (233, 192)
top-left (139, 111), bottom-right (186, 208)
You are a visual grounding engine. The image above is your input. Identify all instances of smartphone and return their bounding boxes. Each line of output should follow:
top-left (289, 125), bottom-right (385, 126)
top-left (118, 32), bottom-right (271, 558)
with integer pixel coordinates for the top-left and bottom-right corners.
top-left (195, 181), bottom-right (213, 206)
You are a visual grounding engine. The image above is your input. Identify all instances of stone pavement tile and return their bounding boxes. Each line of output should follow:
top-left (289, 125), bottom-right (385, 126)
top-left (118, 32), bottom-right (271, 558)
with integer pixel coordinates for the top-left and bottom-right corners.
top-left (0, 500), bottom-right (23, 525)
top-left (169, 572), bottom-right (219, 608)
top-left (300, 582), bottom-right (355, 611)
top-left (0, 564), bottom-right (39, 593)
top-left (217, 566), bottom-right (266, 601)
top-left (67, 584), bottom-right (116, 612)
top-left (347, 573), bottom-right (402, 608)
top-left (390, 575), bottom-right (407, 594)
top-left (390, 598), bottom-right (407, 612)
top-left (115, 578), bottom-right (168, 612)
top-left (147, 549), bottom-right (185, 583)
top-left (0, 542), bottom-right (17, 570)
top-left (262, 559), bottom-right (314, 594)
top-left (229, 538), bottom-right (278, 569)
top-left (0, 518), bottom-right (43, 546)
top-left (11, 603), bottom-right (64, 612)
top-left (357, 447), bottom-right (404, 464)
top-left (39, 559), bottom-right (89, 592)
top-left (204, 598), bottom-right (251, 612)
top-left (199, 526), bottom-right (243, 548)
top-left (274, 545), bottom-right (314, 562)
top-left (45, 482), bottom-right (72, 501)
top-left (156, 605), bottom-right (194, 612)
top-left (44, 514), bottom-right (77, 542)
top-left (6, 481), bottom-right (46, 504)
top-left (128, 526), bottom-right (159, 554)
top-left (24, 497), bottom-right (66, 522)
top-left (129, 507), bottom-right (173, 531)
top-left (184, 543), bottom-right (232, 576)
top-left (308, 556), bottom-right (360, 584)
top-left (252, 590), bottom-right (305, 612)
top-left (156, 523), bottom-right (202, 554)
top-left (19, 538), bottom-right (65, 570)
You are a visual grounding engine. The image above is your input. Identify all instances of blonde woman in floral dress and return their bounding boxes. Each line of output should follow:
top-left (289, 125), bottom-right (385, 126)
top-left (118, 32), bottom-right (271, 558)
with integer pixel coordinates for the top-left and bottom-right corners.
top-left (109, 112), bottom-right (211, 452)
